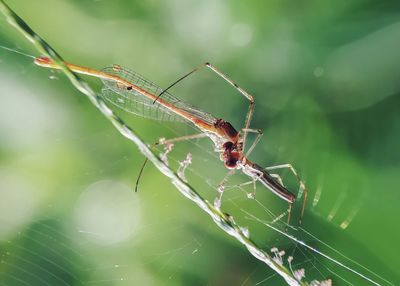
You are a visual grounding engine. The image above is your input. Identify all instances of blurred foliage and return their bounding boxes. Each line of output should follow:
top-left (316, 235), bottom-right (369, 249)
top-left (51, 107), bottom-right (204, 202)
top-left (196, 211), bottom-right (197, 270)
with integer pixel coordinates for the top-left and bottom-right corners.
top-left (0, 0), bottom-right (399, 285)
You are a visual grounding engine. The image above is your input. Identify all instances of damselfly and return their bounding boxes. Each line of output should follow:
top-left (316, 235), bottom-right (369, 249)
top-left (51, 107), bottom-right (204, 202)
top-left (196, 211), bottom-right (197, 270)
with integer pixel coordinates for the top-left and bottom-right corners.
top-left (34, 56), bottom-right (307, 224)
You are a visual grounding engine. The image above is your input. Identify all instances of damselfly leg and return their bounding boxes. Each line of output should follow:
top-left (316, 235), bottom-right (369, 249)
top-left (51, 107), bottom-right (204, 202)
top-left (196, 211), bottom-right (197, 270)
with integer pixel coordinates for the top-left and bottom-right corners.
top-left (157, 133), bottom-right (209, 145)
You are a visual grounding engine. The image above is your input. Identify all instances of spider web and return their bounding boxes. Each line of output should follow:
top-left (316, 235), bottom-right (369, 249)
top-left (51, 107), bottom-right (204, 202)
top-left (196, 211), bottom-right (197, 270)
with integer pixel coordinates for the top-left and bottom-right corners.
top-left (0, 37), bottom-right (398, 286)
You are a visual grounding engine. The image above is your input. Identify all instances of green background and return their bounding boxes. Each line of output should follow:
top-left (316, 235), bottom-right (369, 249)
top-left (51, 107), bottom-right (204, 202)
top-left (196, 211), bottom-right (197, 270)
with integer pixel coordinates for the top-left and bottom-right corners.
top-left (0, 1), bottom-right (399, 285)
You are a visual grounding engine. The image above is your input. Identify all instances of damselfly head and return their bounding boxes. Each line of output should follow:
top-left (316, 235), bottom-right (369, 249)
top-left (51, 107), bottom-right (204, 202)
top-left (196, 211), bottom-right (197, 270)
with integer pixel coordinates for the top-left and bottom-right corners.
top-left (221, 141), bottom-right (240, 169)
top-left (222, 141), bottom-right (234, 151)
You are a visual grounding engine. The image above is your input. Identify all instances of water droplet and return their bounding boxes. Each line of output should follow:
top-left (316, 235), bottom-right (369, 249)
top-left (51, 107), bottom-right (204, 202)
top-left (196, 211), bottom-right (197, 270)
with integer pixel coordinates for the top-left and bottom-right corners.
top-left (214, 197), bottom-right (221, 209)
top-left (247, 192), bottom-right (255, 199)
top-left (240, 227), bottom-right (250, 238)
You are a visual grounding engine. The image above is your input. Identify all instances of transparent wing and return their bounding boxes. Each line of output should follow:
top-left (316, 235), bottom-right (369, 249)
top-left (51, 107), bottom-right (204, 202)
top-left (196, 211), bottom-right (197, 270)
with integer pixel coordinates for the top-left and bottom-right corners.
top-left (100, 65), bottom-right (217, 125)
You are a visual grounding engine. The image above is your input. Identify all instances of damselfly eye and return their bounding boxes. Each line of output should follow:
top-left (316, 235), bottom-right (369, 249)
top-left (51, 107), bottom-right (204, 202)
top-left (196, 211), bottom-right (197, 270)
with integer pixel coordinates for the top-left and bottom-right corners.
top-left (223, 141), bottom-right (234, 151)
top-left (224, 157), bottom-right (238, 169)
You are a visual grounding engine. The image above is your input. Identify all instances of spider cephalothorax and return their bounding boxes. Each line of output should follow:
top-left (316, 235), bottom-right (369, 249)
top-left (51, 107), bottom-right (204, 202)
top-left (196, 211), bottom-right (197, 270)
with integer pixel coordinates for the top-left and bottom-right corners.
top-left (214, 119), bottom-right (239, 142)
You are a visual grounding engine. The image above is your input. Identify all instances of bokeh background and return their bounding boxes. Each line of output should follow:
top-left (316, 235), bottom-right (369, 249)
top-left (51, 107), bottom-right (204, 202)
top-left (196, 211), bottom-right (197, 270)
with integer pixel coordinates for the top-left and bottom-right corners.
top-left (1, 0), bottom-right (400, 285)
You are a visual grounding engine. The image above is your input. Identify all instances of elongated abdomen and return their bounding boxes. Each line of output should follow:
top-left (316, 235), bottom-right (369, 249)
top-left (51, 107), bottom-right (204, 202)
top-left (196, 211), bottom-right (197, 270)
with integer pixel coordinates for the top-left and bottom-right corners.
top-left (252, 164), bottom-right (296, 203)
